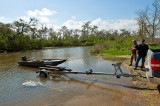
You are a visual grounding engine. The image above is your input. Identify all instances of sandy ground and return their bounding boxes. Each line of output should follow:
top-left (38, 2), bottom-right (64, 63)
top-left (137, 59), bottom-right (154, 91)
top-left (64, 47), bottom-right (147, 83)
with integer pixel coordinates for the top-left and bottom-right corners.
top-left (121, 55), bottom-right (160, 106)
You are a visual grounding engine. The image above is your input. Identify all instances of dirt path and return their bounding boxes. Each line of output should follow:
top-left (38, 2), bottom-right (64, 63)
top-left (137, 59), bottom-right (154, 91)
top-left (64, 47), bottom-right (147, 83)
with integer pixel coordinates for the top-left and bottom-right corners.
top-left (118, 55), bottom-right (160, 105)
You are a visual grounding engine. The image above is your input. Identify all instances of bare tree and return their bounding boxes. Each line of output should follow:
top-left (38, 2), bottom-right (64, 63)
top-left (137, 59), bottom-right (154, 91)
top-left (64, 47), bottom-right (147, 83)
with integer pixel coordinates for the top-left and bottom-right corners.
top-left (81, 21), bottom-right (91, 40)
top-left (91, 25), bottom-right (98, 36)
top-left (136, 10), bottom-right (147, 38)
top-left (38, 24), bottom-right (48, 39)
top-left (60, 26), bottom-right (71, 40)
top-left (136, 0), bottom-right (160, 42)
top-left (73, 29), bottom-right (80, 38)
top-left (28, 18), bottom-right (38, 39)
top-left (12, 18), bottom-right (29, 36)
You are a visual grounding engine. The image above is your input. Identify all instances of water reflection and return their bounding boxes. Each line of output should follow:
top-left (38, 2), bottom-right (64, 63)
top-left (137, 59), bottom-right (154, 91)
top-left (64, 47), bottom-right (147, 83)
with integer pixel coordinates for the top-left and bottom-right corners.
top-left (38, 74), bottom-right (135, 98)
top-left (22, 81), bottom-right (43, 87)
top-left (0, 46), bottom-right (134, 105)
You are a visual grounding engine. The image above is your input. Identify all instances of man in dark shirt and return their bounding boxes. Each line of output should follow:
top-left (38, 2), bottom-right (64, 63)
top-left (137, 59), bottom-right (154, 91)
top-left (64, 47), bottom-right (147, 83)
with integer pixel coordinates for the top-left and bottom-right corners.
top-left (134, 39), bottom-right (149, 70)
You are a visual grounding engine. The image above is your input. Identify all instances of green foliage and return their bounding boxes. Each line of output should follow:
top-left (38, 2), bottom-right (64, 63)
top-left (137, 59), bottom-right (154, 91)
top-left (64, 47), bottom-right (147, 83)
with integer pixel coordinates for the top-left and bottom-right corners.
top-left (91, 36), bottom-right (140, 55)
top-left (0, 35), bottom-right (8, 50)
top-left (104, 55), bottom-right (127, 61)
top-left (100, 50), bottom-right (131, 56)
top-left (0, 18), bottom-right (158, 53)
top-left (149, 45), bottom-right (160, 50)
top-left (85, 41), bottom-right (94, 46)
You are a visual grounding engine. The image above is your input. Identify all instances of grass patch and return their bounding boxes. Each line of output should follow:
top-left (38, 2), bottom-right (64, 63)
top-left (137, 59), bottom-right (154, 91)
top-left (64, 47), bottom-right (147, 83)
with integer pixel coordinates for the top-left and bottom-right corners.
top-left (149, 45), bottom-right (160, 49)
top-left (90, 36), bottom-right (160, 62)
top-left (104, 55), bottom-right (127, 61)
top-left (100, 49), bottom-right (131, 56)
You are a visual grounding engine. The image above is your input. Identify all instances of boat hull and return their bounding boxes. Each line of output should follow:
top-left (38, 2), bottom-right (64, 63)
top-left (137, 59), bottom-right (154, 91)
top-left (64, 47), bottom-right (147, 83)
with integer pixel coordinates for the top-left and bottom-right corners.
top-left (17, 59), bottom-right (67, 68)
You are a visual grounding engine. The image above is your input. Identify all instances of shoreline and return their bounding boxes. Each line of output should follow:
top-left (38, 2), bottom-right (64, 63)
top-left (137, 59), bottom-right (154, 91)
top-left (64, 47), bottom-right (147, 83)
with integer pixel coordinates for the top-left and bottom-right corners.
top-left (98, 53), bottom-right (160, 105)
top-left (0, 46), bottom-right (91, 54)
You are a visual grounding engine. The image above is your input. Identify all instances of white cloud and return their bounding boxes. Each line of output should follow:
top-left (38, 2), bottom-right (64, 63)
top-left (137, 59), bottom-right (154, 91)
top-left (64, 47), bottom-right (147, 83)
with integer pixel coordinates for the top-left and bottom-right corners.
top-left (58, 18), bottom-right (138, 31)
top-left (26, 8), bottom-right (56, 23)
top-left (17, 8), bottom-right (138, 32)
top-left (109, 19), bottom-right (138, 31)
top-left (91, 18), bottom-right (110, 30)
top-left (0, 17), bottom-right (5, 21)
top-left (62, 20), bottom-right (84, 29)
top-left (38, 16), bottom-right (50, 23)
top-left (0, 17), bottom-right (13, 23)
top-left (27, 8), bottom-right (56, 17)
top-left (44, 20), bottom-right (84, 31)
top-left (19, 8), bottom-right (57, 23)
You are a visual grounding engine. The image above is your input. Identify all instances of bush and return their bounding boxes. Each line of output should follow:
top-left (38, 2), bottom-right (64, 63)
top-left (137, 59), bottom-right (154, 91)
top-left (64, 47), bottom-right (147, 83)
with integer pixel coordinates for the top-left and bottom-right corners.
top-left (90, 43), bottom-right (109, 54)
top-left (85, 41), bottom-right (94, 46)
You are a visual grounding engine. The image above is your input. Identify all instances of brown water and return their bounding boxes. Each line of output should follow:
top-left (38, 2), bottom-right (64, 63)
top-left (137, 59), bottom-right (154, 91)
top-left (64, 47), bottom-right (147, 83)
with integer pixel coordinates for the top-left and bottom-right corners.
top-left (0, 47), bottom-right (145, 106)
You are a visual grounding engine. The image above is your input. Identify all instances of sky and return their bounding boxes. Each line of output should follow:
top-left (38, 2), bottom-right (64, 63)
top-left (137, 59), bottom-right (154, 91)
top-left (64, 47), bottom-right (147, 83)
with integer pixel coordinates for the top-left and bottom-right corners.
top-left (0, 0), bottom-right (154, 31)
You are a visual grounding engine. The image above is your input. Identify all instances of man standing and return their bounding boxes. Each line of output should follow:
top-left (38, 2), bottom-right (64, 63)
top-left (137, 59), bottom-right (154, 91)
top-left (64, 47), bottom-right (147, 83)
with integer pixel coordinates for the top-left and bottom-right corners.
top-left (128, 40), bottom-right (137, 66)
top-left (134, 39), bottom-right (149, 70)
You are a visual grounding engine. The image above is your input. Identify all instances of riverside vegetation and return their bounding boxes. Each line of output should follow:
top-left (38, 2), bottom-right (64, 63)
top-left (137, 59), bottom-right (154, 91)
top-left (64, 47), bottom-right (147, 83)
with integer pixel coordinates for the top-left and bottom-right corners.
top-left (1, 19), bottom-right (160, 53)
top-left (90, 36), bottom-right (160, 61)
top-left (0, 19), bottom-right (141, 52)
top-left (91, 0), bottom-right (160, 60)
top-left (0, 19), bottom-right (133, 52)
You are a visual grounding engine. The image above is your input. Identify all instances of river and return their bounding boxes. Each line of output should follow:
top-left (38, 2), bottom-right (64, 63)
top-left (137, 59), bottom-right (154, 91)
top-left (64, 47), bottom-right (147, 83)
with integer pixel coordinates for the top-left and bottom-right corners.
top-left (0, 47), bottom-right (148, 106)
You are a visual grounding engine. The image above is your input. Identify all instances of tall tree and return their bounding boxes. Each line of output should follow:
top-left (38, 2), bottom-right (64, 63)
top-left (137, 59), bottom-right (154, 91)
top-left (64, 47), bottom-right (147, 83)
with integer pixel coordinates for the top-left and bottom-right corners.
top-left (81, 21), bottom-right (91, 40)
top-left (73, 29), bottom-right (80, 38)
top-left (91, 25), bottom-right (98, 36)
top-left (28, 18), bottom-right (38, 39)
top-left (136, 10), bottom-right (147, 38)
top-left (12, 18), bottom-right (29, 36)
top-left (120, 29), bottom-right (130, 37)
top-left (136, 0), bottom-right (160, 42)
top-left (38, 24), bottom-right (48, 39)
top-left (60, 26), bottom-right (70, 40)
top-left (48, 28), bottom-right (58, 40)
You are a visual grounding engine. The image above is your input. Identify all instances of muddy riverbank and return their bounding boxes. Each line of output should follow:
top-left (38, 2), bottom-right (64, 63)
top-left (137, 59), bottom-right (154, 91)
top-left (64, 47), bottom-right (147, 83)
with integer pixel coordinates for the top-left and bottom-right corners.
top-left (99, 54), bottom-right (160, 106)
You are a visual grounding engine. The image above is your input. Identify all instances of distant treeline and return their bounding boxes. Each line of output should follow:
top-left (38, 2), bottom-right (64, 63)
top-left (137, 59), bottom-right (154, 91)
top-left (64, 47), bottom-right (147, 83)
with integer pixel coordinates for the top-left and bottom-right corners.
top-left (0, 19), bottom-right (137, 52)
top-left (0, 0), bottom-right (160, 52)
